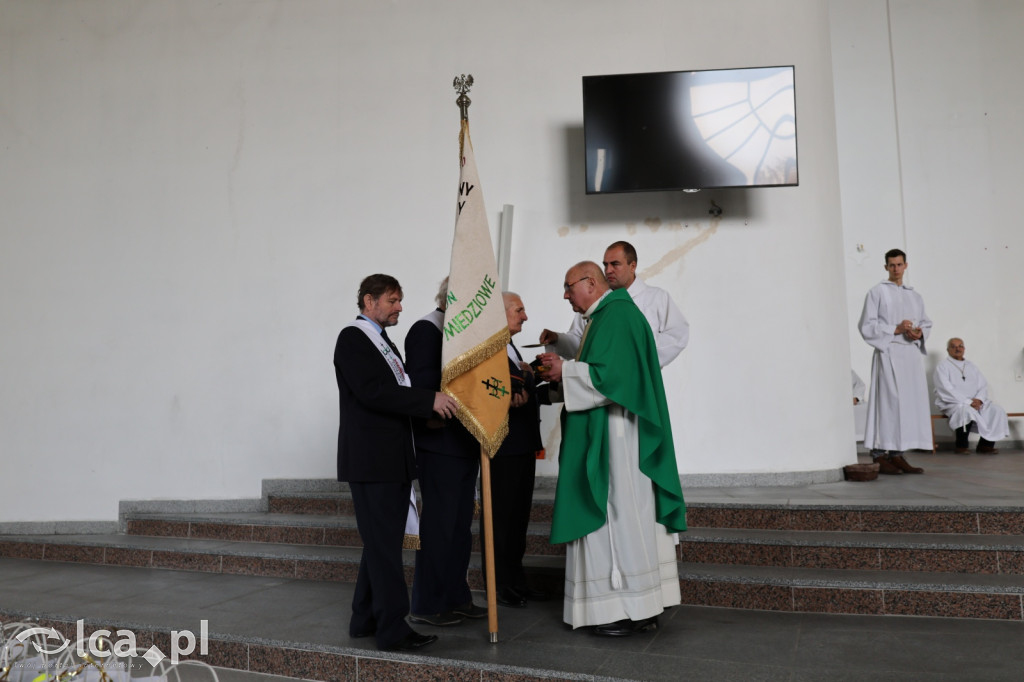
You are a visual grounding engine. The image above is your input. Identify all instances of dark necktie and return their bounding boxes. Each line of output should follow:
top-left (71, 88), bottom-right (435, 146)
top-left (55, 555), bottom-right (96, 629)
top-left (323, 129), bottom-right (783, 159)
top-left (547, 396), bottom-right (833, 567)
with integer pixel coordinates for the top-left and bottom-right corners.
top-left (380, 329), bottom-right (403, 363)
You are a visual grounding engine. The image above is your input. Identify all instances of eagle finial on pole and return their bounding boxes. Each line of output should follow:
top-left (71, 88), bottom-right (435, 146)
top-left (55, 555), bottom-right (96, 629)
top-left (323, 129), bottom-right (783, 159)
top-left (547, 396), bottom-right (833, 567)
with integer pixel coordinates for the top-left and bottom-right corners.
top-left (453, 74), bottom-right (474, 121)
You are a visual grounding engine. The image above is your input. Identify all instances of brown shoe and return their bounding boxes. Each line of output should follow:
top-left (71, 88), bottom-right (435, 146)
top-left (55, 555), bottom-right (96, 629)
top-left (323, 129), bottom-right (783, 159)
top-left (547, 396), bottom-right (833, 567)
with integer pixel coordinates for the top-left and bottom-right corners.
top-left (875, 457), bottom-right (902, 475)
top-left (954, 448), bottom-right (970, 455)
top-left (977, 446), bottom-right (999, 455)
top-left (890, 454), bottom-right (924, 474)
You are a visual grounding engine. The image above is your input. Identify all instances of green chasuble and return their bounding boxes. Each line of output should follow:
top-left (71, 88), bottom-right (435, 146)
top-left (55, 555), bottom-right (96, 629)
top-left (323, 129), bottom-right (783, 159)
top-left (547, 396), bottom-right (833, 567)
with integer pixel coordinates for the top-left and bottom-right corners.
top-left (550, 288), bottom-right (687, 544)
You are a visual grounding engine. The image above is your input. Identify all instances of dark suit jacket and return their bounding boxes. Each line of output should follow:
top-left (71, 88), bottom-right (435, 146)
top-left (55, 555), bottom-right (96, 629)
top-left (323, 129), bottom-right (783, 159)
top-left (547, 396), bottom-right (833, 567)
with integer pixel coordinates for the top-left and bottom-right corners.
top-left (494, 343), bottom-right (542, 458)
top-left (404, 312), bottom-right (479, 458)
top-left (335, 323), bottom-right (436, 482)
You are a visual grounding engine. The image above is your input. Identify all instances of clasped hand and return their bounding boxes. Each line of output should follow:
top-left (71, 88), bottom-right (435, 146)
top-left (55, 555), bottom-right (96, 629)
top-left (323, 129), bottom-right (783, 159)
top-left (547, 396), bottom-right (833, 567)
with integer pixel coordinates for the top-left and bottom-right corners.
top-left (537, 352), bottom-right (563, 382)
top-left (896, 319), bottom-right (922, 341)
top-left (433, 392), bottom-right (458, 419)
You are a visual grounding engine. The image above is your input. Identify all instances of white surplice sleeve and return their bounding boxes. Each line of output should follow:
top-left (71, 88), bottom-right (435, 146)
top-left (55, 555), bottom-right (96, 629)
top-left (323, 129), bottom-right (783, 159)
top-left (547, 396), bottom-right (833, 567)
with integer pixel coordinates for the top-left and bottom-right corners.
top-left (561, 360), bottom-right (613, 412)
top-left (630, 279), bottom-right (688, 368)
top-left (858, 285), bottom-right (894, 353)
top-left (650, 290), bottom-right (689, 368)
top-left (912, 291), bottom-right (932, 353)
top-left (551, 313), bottom-right (586, 359)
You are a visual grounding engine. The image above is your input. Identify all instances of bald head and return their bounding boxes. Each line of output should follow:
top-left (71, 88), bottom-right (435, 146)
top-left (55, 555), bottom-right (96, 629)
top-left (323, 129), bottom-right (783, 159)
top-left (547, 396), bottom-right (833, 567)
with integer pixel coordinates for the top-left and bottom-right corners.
top-left (563, 261), bottom-right (609, 313)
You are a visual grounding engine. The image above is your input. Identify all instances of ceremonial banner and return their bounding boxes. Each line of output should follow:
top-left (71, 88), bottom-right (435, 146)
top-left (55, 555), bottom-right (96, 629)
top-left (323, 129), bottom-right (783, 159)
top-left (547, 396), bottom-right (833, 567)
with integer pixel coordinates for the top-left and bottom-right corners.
top-left (441, 120), bottom-right (510, 456)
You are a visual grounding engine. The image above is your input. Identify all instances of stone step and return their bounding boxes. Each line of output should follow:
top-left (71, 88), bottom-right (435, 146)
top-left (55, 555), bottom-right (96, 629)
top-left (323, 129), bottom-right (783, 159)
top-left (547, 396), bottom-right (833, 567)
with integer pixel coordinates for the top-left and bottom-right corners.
top-left (4, 534), bottom-right (1024, 621)
top-left (122, 511), bottom-right (565, 556)
top-left (266, 490), bottom-right (555, 523)
top-left (0, 534), bottom-right (565, 592)
top-left (266, 491), bottom-right (1024, 534)
top-left (677, 562), bottom-right (1024, 620)
top-left (685, 504), bottom-right (1024, 535)
top-left (680, 527), bottom-right (1024, 575)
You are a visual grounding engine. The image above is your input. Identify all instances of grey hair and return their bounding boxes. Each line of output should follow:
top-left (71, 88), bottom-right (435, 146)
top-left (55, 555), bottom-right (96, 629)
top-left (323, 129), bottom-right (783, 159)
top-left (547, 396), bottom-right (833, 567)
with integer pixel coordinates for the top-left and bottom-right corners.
top-left (435, 276), bottom-right (450, 310)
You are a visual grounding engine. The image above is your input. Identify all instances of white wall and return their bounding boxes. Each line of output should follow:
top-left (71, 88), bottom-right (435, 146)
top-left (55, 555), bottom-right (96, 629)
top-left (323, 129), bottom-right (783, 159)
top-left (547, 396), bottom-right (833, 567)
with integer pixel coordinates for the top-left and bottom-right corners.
top-left (1, 0), bottom-right (852, 524)
top-left (832, 0), bottom-right (1024, 444)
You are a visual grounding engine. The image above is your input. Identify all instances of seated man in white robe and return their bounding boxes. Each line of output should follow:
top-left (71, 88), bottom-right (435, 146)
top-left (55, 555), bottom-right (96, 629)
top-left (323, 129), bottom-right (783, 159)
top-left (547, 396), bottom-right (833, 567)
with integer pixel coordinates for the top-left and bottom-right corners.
top-left (538, 261), bottom-right (686, 638)
top-left (933, 337), bottom-right (1009, 455)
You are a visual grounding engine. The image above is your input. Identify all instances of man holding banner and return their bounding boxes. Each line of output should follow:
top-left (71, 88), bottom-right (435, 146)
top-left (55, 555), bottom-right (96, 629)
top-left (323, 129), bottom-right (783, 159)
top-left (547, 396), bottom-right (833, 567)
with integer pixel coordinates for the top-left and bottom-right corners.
top-left (334, 274), bottom-right (458, 652)
top-left (538, 262), bottom-right (686, 637)
top-left (406, 277), bottom-right (487, 626)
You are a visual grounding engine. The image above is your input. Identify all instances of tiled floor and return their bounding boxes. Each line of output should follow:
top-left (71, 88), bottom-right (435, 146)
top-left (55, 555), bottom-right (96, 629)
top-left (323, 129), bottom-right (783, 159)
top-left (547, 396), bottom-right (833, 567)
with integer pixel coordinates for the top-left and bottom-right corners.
top-left (2, 450), bottom-right (1022, 681)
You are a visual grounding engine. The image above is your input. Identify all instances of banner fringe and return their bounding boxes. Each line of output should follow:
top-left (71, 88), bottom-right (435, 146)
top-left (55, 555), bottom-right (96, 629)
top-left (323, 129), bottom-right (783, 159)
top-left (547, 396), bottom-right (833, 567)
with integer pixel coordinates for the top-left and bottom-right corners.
top-left (441, 327), bottom-right (510, 388)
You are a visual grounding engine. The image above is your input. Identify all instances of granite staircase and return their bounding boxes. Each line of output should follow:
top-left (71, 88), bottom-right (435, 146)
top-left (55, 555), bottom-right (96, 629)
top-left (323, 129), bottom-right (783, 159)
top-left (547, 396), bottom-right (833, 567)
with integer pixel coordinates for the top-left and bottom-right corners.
top-left (2, 482), bottom-right (1024, 622)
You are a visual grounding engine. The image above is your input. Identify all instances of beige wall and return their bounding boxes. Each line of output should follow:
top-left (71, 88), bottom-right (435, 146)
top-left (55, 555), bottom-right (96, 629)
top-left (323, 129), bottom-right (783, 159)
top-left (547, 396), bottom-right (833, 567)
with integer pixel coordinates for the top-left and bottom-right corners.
top-left (832, 0), bottom-right (1024, 443)
top-left (3, 0), bottom-right (852, 523)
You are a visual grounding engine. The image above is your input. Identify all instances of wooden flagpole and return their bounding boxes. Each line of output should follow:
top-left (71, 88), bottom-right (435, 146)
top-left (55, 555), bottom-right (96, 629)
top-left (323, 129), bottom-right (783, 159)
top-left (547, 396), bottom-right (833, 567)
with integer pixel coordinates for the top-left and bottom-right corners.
top-left (480, 446), bottom-right (499, 642)
top-left (454, 73), bottom-right (500, 643)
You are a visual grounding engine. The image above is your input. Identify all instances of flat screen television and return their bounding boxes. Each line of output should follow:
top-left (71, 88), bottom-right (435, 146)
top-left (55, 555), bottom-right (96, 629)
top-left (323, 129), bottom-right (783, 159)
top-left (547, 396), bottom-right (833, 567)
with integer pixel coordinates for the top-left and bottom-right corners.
top-left (582, 66), bottom-right (798, 194)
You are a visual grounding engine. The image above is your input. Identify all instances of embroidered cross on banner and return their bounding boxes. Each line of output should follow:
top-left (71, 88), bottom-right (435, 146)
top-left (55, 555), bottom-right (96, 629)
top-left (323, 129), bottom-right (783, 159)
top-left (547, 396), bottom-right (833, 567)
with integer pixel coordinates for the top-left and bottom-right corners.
top-left (481, 377), bottom-right (509, 398)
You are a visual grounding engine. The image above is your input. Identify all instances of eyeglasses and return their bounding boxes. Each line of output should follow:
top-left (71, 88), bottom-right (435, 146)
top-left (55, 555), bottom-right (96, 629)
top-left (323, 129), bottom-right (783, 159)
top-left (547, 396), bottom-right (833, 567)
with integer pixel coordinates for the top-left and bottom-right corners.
top-left (563, 276), bottom-right (591, 293)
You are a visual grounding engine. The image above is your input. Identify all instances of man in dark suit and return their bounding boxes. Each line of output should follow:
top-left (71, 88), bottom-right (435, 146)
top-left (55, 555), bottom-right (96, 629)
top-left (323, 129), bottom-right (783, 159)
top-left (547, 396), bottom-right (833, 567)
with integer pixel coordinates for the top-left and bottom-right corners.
top-left (490, 292), bottom-right (546, 608)
top-left (405, 277), bottom-right (487, 625)
top-left (334, 273), bottom-right (458, 652)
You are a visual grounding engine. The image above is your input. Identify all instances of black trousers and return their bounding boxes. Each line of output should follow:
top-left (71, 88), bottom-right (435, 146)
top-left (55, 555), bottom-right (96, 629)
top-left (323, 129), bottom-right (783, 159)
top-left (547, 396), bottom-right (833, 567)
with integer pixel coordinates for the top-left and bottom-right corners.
top-left (349, 480), bottom-right (414, 650)
top-left (956, 422), bottom-right (995, 449)
top-left (411, 450), bottom-right (478, 614)
top-left (487, 454), bottom-right (537, 590)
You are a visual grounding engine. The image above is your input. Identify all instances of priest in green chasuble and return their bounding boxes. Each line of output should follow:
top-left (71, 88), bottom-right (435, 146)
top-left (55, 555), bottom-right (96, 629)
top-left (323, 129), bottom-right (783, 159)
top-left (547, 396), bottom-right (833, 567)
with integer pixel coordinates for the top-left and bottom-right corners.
top-left (538, 261), bottom-right (686, 637)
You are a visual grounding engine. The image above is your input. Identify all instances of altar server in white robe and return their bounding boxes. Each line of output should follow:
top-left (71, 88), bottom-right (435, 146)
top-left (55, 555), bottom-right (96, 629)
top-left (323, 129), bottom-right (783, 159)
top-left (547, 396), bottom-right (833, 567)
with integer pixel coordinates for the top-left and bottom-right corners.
top-left (538, 261), bottom-right (686, 637)
top-left (858, 249), bottom-right (931, 475)
top-left (540, 241), bottom-right (688, 368)
top-left (933, 337), bottom-right (1008, 454)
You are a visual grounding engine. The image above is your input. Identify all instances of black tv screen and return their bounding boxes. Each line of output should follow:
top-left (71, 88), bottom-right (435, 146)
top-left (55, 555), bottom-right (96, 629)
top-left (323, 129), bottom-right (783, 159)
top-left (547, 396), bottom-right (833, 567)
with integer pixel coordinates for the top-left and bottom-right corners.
top-left (583, 66), bottom-right (798, 193)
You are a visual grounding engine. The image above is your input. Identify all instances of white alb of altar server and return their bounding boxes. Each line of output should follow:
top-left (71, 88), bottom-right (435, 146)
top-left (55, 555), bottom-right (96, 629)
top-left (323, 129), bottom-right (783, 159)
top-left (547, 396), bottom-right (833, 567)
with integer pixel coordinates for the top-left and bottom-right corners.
top-left (858, 250), bottom-right (933, 457)
top-left (933, 341), bottom-right (1009, 443)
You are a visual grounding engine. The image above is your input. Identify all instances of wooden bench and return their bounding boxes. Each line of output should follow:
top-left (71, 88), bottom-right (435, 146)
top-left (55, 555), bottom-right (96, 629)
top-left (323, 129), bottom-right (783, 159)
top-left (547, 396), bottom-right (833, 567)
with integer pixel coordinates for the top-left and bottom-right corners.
top-left (930, 412), bottom-right (1024, 453)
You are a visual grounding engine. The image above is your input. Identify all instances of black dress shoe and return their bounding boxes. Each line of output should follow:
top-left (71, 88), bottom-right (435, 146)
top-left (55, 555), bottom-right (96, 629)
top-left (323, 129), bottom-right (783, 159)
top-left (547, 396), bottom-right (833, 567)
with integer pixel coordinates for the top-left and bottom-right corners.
top-left (383, 631), bottom-right (438, 651)
top-left (496, 586), bottom-right (527, 608)
top-left (521, 586), bottom-right (551, 601)
top-left (350, 627), bottom-right (375, 639)
top-left (349, 619), bottom-right (376, 638)
top-left (592, 616), bottom-right (659, 637)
